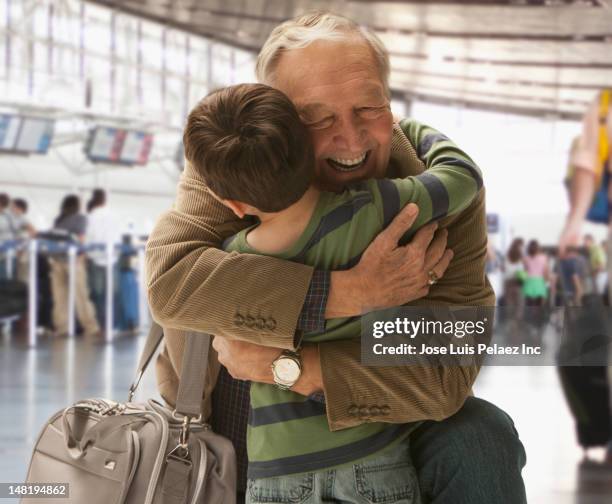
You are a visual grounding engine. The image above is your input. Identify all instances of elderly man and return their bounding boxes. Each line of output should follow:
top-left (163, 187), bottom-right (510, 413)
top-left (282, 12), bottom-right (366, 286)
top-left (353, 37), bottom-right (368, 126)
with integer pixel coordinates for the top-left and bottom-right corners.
top-left (147, 12), bottom-right (526, 504)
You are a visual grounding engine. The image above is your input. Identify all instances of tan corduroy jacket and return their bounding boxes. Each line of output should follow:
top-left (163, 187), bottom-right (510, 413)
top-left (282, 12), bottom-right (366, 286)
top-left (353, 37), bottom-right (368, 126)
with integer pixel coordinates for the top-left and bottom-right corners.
top-left (147, 123), bottom-right (495, 431)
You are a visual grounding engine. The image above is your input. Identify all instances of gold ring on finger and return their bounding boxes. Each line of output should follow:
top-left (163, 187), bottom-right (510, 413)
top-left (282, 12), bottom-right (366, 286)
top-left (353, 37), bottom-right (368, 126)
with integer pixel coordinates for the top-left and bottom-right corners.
top-left (427, 270), bottom-right (439, 285)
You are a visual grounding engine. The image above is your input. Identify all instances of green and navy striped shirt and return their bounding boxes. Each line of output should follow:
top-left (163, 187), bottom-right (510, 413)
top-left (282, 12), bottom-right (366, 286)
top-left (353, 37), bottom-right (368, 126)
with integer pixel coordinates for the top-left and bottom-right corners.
top-left (223, 118), bottom-right (483, 479)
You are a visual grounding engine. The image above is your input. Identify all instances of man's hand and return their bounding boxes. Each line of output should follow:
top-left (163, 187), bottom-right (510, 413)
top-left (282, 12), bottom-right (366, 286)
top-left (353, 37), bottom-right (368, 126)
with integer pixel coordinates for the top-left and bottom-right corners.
top-left (212, 337), bottom-right (323, 396)
top-left (558, 218), bottom-right (583, 257)
top-left (326, 203), bottom-right (453, 317)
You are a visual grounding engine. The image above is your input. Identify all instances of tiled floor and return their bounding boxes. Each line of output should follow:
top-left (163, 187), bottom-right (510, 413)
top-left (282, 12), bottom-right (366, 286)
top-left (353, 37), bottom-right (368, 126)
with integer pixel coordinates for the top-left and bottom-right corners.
top-left (1, 327), bottom-right (612, 503)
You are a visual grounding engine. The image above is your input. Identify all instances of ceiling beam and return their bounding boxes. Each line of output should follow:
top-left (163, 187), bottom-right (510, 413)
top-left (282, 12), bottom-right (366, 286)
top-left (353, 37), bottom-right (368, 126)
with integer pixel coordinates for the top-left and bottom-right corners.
top-left (398, 90), bottom-right (583, 121)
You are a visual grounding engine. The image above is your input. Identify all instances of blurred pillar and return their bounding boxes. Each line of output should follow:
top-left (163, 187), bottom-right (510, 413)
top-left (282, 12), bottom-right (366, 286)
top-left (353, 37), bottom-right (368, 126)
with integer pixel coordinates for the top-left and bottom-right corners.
top-left (137, 246), bottom-right (147, 331)
top-left (206, 41), bottom-right (213, 92)
top-left (110, 9), bottom-right (116, 112)
top-left (183, 34), bottom-right (190, 119)
top-left (67, 245), bottom-right (76, 338)
top-left (27, 239), bottom-right (37, 347)
top-left (161, 26), bottom-right (167, 112)
top-left (5, 0), bottom-right (11, 80)
top-left (105, 242), bottom-right (113, 343)
top-left (137, 20), bottom-right (142, 107)
top-left (47, 2), bottom-right (53, 75)
top-left (404, 96), bottom-right (413, 117)
top-left (79, 1), bottom-right (85, 80)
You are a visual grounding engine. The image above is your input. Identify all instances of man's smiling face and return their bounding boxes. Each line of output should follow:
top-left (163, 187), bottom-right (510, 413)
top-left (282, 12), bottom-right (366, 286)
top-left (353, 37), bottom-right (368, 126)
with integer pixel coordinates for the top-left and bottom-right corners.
top-left (272, 38), bottom-right (393, 191)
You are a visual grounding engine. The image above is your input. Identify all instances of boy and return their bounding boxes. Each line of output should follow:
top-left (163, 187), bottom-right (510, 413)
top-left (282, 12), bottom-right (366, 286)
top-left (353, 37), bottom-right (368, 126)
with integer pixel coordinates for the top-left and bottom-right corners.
top-left (183, 83), bottom-right (482, 503)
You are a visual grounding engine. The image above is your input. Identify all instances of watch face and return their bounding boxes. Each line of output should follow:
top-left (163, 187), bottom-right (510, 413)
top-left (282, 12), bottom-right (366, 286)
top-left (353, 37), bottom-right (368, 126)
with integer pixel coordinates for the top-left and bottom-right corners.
top-left (274, 357), bottom-right (301, 383)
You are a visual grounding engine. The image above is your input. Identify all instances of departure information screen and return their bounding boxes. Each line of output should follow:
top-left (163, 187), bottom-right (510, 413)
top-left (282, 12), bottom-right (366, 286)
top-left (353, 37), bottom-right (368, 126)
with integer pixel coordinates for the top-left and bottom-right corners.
top-left (0, 115), bottom-right (54, 154)
top-left (86, 127), bottom-right (153, 166)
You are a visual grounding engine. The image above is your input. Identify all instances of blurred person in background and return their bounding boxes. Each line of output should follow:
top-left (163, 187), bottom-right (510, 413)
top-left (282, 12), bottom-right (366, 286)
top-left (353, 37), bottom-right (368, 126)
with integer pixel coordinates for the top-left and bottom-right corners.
top-left (486, 239), bottom-right (503, 300)
top-left (0, 192), bottom-right (12, 240)
top-left (49, 194), bottom-right (100, 338)
top-left (10, 198), bottom-right (36, 239)
top-left (584, 234), bottom-right (607, 295)
top-left (558, 90), bottom-right (612, 462)
top-left (523, 239), bottom-right (550, 306)
top-left (559, 90), bottom-right (611, 252)
top-left (502, 238), bottom-right (525, 344)
top-left (86, 188), bottom-right (120, 329)
top-left (10, 198), bottom-right (36, 284)
top-left (0, 193), bottom-right (35, 281)
top-left (0, 193), bottom-right (14, 280)
top-left (558, 247), bottom-right (589, 306)
top-left (522, 239), bottom-right (550, 344)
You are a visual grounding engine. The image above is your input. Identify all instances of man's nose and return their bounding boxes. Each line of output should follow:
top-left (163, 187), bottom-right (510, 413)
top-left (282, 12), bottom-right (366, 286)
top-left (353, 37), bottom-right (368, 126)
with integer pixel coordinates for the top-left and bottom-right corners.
top-left (333, 115), bottom-right (367, 152)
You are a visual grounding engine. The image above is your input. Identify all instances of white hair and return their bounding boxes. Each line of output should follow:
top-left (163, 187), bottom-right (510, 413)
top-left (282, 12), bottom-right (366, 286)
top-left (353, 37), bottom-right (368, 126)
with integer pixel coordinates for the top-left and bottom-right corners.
top-left (255, 11), bottom-right (391, 97)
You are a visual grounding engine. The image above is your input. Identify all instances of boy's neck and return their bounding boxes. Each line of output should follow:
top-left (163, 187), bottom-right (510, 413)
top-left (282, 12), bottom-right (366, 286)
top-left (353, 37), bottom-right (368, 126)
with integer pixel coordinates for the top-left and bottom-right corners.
top-left (246, 186), bottom-right (320, 254)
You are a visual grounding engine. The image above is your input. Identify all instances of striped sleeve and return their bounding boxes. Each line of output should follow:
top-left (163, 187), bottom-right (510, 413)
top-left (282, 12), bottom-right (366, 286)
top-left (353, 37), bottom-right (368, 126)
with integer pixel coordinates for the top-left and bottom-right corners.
top-left (388, 119), bottom-right (483, 236)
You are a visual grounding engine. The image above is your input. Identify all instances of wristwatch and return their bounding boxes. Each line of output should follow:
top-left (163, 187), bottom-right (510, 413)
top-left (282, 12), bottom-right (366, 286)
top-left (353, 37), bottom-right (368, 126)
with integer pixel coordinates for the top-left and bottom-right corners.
top-left (271, 349), bottom-right (302, 390)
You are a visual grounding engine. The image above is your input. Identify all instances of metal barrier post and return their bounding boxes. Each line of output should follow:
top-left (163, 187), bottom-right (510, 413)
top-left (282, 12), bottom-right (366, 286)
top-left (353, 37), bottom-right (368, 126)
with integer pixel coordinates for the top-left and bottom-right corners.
top-left (105, 242), bottom-right (114, 343)
top-left (67, 245), bottom-right (77, 338)
top-left (28, 239), bottom-right (38, 347)
top-left (137, 246), bottom-right (147, 331)
top-left (6, 246), bottom-right (14, 278)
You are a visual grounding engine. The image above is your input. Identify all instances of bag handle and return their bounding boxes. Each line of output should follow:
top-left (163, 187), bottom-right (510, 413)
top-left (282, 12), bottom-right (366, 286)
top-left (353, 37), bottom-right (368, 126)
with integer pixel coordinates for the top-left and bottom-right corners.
top-left (128, 322), bottom-right (211, 418)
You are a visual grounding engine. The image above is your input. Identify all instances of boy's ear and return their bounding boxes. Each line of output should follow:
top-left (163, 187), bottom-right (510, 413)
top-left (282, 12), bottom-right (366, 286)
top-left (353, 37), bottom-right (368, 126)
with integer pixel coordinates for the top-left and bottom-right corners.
top-left (222, 199), bottom-right (251, 219)
top-left (207, 188), bottom-right (253, 219)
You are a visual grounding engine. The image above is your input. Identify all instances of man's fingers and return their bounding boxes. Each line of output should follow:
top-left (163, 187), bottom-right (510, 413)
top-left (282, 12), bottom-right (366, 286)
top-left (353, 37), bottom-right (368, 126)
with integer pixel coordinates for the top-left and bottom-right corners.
top-left (409, 221), bottom-right (438, 252)
top-left (377, 203), bottom-right (419, 248)
top-left (432, 249), bottom-right (454, 278)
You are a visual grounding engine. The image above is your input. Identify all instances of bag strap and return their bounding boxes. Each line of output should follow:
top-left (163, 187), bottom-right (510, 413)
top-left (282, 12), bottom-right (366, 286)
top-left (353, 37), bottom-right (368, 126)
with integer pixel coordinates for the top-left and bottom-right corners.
top-left (129, 322), bottom-right (212, 418)
top-left (176, 331), bottom-right (211, 417)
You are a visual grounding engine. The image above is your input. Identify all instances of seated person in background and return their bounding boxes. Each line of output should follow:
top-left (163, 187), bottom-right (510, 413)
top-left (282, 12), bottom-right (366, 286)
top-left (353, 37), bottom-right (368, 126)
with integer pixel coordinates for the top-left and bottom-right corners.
top-left (182, 82), bottom-right (482, 502)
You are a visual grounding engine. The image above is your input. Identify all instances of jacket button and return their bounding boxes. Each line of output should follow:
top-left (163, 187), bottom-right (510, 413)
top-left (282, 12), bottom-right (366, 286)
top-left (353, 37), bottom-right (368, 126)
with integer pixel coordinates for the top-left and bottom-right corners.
top-left (381, 406), bottom-right (391, 416)
top-left (348, 405), bottom-right (359, 416)
top-left (359, 406), bottom-right (369, 418)
top-left (234, 314), bottom-right (244, 326)
top-left (265, 318), bottom-right (277, 331)
top-left (245, 315), bottom-right (255, 328)
top-left (370, 406), bottom-right (381, 416)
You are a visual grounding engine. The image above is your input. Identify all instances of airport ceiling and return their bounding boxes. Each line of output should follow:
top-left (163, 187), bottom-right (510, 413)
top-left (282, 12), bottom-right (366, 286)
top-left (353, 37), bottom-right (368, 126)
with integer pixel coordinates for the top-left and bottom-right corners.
top-left (87, 0), bottom-right (612, 120)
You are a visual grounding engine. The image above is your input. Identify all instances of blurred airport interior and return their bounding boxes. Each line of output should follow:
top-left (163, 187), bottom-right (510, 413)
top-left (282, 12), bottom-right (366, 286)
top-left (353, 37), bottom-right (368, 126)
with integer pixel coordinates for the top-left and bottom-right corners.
top-left (1, 0), bottom-right (612, 502)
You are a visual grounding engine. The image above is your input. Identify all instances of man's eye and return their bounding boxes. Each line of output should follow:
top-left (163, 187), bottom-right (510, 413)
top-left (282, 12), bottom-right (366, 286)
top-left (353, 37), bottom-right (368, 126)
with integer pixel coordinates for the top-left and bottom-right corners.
top-left (357, 106), bottom-right (388, 119)
top-left (304, 116), bottom-right (334, 130)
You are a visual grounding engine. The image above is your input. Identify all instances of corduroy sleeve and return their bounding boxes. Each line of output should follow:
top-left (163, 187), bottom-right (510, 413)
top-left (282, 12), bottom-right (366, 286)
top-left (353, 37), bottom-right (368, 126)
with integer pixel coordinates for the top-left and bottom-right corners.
top-left (319, 187), bottom-right (494, 431)
top-left (146, 163), bottom-right (314, 348)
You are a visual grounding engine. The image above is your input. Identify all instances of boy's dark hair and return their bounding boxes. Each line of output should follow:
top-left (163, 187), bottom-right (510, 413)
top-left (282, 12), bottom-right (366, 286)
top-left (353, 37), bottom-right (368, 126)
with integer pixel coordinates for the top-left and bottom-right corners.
top-left (183, 83), bottom-right (313, 212)
top-left (0, 193), bottom-right (9, 209)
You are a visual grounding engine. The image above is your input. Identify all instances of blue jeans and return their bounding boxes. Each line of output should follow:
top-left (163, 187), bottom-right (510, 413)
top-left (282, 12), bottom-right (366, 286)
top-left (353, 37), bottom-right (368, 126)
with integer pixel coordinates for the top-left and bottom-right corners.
top-left (410, 397), bottom-right (527, 504)
top-left (245, 397), bottom-right (526, 504)
top-left (246, 439), bottom-right (420, 504)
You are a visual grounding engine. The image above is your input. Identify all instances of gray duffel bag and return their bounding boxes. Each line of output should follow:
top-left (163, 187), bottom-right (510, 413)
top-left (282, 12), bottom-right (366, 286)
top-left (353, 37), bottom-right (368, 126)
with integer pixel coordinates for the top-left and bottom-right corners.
top-left (22, 324), bottom-right (236, 504)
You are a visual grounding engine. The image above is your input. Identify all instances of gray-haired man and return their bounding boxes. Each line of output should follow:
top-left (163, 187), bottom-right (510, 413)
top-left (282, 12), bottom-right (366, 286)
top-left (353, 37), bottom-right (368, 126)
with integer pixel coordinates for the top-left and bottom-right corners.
top-left (147, 12), bottom-right (527, 503)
